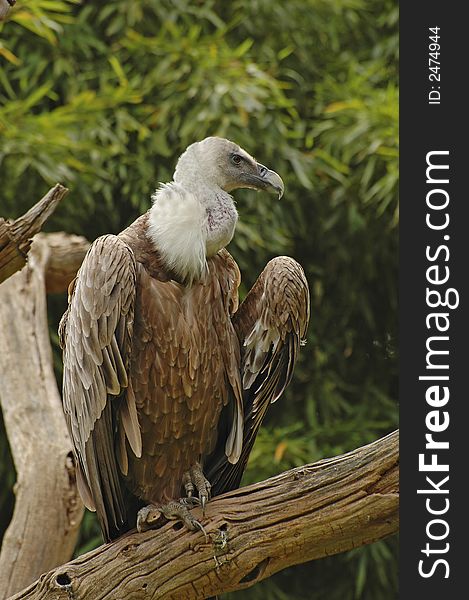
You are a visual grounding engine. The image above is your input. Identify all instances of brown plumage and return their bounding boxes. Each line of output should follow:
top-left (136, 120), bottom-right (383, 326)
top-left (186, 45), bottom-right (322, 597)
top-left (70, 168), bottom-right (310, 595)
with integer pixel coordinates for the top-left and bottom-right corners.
top-left (59, 137), bottom-right (309, 540)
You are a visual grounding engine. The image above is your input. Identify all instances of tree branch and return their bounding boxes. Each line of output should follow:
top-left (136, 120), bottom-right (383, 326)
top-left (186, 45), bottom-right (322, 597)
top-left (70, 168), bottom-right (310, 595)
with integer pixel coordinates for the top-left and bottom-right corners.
top-left (9, 430), bottom-right (399, 600)
top-left (0, 233), bottom-right (84, 598)
top-left (0, 183), bottom-right (69, 284)
top-left (1, 195), bottom-right (88, 596)
top-left (37, 232), bottom-right (90, 293)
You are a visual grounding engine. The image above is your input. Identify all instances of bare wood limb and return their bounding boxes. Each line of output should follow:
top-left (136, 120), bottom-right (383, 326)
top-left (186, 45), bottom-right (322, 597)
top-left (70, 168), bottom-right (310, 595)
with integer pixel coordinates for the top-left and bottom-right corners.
top-left (0, 236), bottom-right (84, 599)
top-left (9, 430), bottom-right (399, 600)
top-left (0, 183), bottom-right (69, 284)
top-left (35, 232), bottom-right (90, 293)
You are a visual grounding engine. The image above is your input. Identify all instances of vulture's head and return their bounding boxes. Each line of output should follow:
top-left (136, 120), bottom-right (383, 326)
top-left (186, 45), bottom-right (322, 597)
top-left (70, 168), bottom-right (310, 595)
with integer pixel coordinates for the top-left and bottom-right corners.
top-left (150, 136), bottom-right (284, 283)
top-left (173, 136), bottom-right (284, 198)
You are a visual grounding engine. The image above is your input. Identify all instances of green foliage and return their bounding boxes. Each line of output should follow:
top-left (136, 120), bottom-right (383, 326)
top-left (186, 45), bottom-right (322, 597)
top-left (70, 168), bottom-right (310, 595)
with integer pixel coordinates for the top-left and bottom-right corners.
top-left (0, 1), bottom-right (398, 598)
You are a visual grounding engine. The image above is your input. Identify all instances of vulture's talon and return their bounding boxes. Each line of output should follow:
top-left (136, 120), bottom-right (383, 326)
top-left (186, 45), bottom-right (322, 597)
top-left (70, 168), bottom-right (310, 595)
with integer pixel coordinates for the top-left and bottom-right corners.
top-left (192, 519), bottom-right (209, 542)
top-left (158, 499), bottom-right (208, 540)
top-left (182, 462), bottom-right (211, 516)
top-left (137, 498), bottom-right (207, 538)
top-left (200, 493), bottom-right (208, 515)
top-left (180, 496), bottom-right (201, 507)
top-left (136, 504), bottom-right (162, 533)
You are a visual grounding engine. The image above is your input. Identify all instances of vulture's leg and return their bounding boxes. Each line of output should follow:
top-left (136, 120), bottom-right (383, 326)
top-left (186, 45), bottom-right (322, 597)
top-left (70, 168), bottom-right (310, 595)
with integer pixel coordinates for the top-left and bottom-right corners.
top-left (136, 463), bottom-right (212, 534)
top-left (136, 498), bottom-right (207, 538)
top-left (182, 462), bottom-right (212, 514)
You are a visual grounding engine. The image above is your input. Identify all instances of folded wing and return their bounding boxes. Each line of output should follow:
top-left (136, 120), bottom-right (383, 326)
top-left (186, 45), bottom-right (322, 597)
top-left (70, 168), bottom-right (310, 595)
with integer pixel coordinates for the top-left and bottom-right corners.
top-left (206, 256), bottom-right (310, 494)
top-left (59, 235), bottom-right (141, 540)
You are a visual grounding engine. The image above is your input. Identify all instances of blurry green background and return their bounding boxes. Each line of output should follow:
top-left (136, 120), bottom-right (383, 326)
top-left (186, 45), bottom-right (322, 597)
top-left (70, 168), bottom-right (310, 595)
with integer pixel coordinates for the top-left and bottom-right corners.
top-left (0, 1), bottom-right (398, 598)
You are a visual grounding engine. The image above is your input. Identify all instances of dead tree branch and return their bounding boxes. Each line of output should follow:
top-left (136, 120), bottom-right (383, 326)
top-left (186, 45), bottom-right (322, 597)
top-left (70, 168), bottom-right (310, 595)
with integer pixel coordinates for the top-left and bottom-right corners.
top-left (0, 222), bottom-right (86, 597)
top-left (0, 183), bottom-right (69, 284)
top-left (9, 430), bottom-right (399, 600)
top-left (37, 232), bottom-right (90, 293)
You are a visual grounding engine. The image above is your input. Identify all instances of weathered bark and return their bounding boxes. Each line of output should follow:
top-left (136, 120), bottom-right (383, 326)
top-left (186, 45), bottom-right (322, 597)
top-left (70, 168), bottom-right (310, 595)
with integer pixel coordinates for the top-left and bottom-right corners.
top-left (0, 183), bottom-right (69, 284)
top-left (0, 235), bottom-right (84, 598)
top-left (0, 193), bottom-right (87, 595)
top-left (38, 232), bottom-right (90, 293)
top-left (9, 430), bottom-right (399, 600)
top-left (0, 0), bottom-right (15, 21)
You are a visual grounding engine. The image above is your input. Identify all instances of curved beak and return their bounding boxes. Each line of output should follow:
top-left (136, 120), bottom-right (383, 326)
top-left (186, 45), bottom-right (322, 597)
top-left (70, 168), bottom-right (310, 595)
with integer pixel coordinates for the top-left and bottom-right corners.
top-left (239, 163), bottom-right (285, 199)
top-left (255, 163), bottom-right (284, 199)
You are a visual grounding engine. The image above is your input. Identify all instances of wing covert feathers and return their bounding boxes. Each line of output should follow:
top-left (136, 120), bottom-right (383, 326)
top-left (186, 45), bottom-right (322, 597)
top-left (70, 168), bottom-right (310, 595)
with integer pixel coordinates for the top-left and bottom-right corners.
top-left (236, 256), bottom-right (309, 405)
top-left (207, 255), bottom-right (310, 494)
top-left (59, 234), bottom-right (139, 539)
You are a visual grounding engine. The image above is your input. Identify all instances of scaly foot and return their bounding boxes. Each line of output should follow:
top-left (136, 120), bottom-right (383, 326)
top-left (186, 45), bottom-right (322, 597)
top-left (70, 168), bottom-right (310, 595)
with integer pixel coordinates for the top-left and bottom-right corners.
top-left (182, 462), bottom-right (212, 514)
top-left (136, 497), bottom-right (207, 537)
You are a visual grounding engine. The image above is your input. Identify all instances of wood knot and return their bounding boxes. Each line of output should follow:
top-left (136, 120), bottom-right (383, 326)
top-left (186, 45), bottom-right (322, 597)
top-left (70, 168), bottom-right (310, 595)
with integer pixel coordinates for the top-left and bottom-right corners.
top-left (55, 572), bottom-right (75, 598)
top-left (293, 467), bottom-right (308, 480)
top-left (120, 542), bottom-right (140, 556)
top-left (56, 573), bottom-right (71, 586)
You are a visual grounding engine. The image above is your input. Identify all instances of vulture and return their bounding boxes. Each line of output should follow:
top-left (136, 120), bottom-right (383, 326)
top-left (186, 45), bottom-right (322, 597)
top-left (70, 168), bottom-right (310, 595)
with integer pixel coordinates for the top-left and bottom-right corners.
top-left (59, 137), bottom-right (310, 541)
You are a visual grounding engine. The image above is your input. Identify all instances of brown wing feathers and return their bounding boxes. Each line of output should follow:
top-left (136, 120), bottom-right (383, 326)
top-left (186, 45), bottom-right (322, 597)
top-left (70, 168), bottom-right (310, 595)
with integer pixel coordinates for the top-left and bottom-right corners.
top-left (206, 256), bottom-right (310, 495)
top-left (60, 234), bottom-right (140, 540)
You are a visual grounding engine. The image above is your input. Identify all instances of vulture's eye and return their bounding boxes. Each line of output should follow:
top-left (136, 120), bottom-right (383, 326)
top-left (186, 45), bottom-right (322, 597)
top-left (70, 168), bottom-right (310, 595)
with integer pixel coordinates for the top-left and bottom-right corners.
top-left (231, 154), bottom-right (243, 166)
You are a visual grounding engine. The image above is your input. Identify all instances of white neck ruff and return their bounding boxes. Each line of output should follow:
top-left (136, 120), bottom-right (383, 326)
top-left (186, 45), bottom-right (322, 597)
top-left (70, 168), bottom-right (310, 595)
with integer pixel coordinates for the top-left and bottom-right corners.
top-left (147, 182), bottom-right (237, 284)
